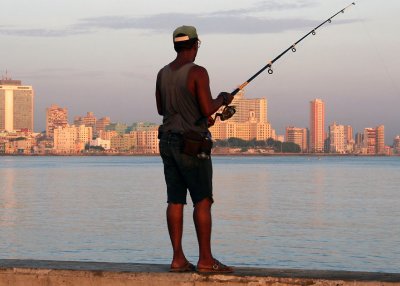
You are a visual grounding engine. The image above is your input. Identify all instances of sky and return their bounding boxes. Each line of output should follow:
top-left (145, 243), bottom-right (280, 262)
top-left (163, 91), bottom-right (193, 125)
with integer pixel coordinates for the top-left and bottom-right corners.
top-left (1, 0), bottom-right (399, 143)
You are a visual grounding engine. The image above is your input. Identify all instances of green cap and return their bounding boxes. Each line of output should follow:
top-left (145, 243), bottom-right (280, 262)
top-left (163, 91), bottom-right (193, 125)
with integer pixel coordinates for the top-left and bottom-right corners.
top-left (173, 25), bottom-right (198, 42)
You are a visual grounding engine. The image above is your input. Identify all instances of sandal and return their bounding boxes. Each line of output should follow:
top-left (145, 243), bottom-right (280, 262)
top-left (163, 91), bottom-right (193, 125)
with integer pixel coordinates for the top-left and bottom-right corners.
top-left (197, 259), bottom-right (233, 274)
top-left (169, 261), bottom-right (196, 273)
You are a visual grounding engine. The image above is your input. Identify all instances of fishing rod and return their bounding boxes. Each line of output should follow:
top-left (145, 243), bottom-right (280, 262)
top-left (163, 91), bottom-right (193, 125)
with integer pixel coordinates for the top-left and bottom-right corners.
top-left (212, 2), bottom-right (356, 124)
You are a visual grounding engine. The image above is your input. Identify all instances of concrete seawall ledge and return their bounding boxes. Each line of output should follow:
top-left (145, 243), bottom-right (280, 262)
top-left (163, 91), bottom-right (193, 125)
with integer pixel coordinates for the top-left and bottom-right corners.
top-left (1, 259), bottom-right (400, 286)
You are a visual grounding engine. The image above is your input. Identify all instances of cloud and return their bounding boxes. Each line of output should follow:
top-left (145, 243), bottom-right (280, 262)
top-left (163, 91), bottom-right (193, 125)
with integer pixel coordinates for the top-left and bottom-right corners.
top-left (0, 1), bottom-right (356, 38)
top-left (210, 0), bottom-right (316, 16)
top-left (76, 13), bottom-right (355, 35)
top-left (0, 27), bottom-right (89, 37)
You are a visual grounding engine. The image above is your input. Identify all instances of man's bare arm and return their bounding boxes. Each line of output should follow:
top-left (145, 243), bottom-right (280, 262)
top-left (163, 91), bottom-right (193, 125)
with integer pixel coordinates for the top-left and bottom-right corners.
top-left (155, 70), bottom-right (163, 116)
top-left (189, 66), bottom-right (233, 117)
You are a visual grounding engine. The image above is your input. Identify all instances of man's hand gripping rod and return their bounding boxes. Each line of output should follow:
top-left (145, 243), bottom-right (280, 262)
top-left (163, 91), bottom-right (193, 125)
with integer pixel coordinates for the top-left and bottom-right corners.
top-left (211, 2), bottom-right (356, 125)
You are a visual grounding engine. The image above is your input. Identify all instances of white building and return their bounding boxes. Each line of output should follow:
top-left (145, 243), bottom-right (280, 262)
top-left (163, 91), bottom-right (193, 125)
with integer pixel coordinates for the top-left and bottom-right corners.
top-left (0, 78), bottom-right (34, 132)
top-left (329, 122), bottom-right (345, 153)
top-left (53, 125), bottom-right (92, 154)
top-left (90, 138), bottom-right (111, 150)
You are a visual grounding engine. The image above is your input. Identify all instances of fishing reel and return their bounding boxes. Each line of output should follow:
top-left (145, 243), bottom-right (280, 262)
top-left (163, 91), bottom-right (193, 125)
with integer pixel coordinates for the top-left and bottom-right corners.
top-left (208, 105), bottom-right (236, 127)
top-left (218, 105), bottom-right (236, 121)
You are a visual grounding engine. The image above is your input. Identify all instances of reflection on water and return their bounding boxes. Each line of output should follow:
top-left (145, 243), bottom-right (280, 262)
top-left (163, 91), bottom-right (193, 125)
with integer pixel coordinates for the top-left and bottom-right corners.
top-left (0, 168), bottom-right (17, 226)
top-left (0, 156), bottom-right (399, 273)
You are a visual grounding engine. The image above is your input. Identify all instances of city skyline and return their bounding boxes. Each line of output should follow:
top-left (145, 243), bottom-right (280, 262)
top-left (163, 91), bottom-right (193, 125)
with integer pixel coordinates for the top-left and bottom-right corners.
top-left (1, 77), bottom-right (397, 148)
top-left (1, 0), bottom-right (399, 142)
top-left (1, 88), bottom-right (397, 154)
top-left (37, 95), bottom-right (397, 144)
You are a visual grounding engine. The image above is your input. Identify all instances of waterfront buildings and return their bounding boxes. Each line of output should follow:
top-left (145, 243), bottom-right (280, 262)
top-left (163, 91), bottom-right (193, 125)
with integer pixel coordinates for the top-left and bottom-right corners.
top-left (329, 122), bottom-right (345, 153)
top-left (129, 123), bottom-right (159, 153)
top-left (90, 138), bottom-right (111, 150)
top-left (0, 78), bottom-right (34, 132)
top-left (103, 123), bottom-right (159, 153)
top-left (98, 130), bottom-right (118, 141)
top-left (285, 126), bottom-right (308, 152)
top-left (106, 122), bottom-right (128, 135)
top-left (375, 125), bottom-right (385, 154)
top-left (363, 125), bottom-right (385, 155)
top-left (210, 91), bottom-right (273, 141)
top-left (74, 112), bottom-right (97, 135)
top-left (53, 125), bottom-right (93, 154)
top-left (46, 104), bottom-right (68, 138)
top-left (134, 129), bottom-right (160, 154)
top-left (309, 99), bottom-right (325, 153)
top-left (394, 136), bottom-right (400, 154)
top-left (228, 91), bottom-right (267, 123)
top-left (95, 117), bottom-right (111, 136)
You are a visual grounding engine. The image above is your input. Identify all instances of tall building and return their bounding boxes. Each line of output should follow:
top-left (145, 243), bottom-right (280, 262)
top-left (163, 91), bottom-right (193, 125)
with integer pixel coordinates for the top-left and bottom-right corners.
top-left (328, 122), bottom-right (345, 153)
top-left (376, 125), bottom-right (385, 154)
top-left (344, 125), bottom-right (353, 144)
top-left (285, 126), bottom-right (308, 152)
top-left (364, 128), bottom-right (377, 154)
top-left (0, 78), bottom-right (34, 132)
top-left (363, 125), bottom-right (385, 155)
top-left (46, 104), bottom-right (68, 138)
top-left (394, 136), bottom-right (400, 154)
top-left (309, 99), bottom-right (325, 153)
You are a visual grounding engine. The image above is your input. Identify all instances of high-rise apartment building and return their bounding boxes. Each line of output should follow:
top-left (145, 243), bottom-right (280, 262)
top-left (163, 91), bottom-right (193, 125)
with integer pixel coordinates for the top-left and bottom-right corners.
top-left (376, 125), bottom-right (385, 154)
top-left (394, 136), bottom-right (400, 154)
top-left (0, 78), bottom-right (34, 132)
top-left (329, 122), bottom-right (345, 153)
top-left (344, 125), bottom-right (353, 144)
top-left (363, 125), bottom-right (385, 154)
top-left (46, 104), bottom-right (68, 138)
top-left (364, 128), bottom-right (377, 154)
top-left (309, 98), bottom-right (325, 153)
top-left (285, 126), bottom-right (308, 152)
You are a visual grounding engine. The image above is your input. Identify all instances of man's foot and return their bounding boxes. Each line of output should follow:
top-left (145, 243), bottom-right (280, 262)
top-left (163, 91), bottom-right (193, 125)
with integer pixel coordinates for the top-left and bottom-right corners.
top-left (197, 259), bottom-right (233, 273)
top-left (169, 260), bottom-right (196, 272)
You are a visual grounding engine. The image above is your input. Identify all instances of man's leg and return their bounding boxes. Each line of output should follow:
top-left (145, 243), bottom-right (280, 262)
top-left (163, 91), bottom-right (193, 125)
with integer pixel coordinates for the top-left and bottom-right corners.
top-left (167, 203), bottom-right (188, 268)
top-left (193, 197), bottom-right (214, 267)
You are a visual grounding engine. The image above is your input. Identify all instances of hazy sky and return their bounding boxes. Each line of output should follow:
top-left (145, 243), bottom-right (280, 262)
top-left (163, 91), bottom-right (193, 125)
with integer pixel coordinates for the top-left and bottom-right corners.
top-left (1, 0), bottom-right (399, 142)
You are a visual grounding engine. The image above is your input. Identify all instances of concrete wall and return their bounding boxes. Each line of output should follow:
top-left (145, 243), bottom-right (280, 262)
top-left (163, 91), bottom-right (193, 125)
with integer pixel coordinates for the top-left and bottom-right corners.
top-left (1, 260), bottom-right (399, 286)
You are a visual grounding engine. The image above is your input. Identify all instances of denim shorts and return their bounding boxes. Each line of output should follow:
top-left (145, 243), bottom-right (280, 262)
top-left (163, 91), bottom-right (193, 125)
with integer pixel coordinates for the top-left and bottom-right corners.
top-left (159, 132), bottom-right (213, 205)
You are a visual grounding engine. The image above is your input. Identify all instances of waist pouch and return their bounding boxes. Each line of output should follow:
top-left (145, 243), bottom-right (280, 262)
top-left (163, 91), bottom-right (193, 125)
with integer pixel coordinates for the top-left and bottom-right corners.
top-left (182, 131), bottom-right (213, 157)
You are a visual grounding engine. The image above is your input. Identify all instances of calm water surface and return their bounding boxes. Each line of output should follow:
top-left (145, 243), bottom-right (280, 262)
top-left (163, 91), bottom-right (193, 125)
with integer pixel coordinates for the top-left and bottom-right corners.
top-left (0, 156), bottom-right (399, 273)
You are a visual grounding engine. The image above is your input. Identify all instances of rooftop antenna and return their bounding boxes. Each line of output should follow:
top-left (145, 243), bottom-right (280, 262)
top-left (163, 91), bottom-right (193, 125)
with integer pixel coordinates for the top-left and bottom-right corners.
top-left (2, 69), bottom-right (11, 80)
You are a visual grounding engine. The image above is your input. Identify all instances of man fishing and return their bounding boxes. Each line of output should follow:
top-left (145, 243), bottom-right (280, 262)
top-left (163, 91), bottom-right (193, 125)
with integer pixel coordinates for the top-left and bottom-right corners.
top-left (155, 25), bottom-right (234, 273)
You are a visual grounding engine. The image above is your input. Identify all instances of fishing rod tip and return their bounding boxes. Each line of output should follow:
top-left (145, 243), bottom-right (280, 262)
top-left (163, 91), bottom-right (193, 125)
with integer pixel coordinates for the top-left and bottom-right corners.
top-left (352, 2), bottom-right (356, 5)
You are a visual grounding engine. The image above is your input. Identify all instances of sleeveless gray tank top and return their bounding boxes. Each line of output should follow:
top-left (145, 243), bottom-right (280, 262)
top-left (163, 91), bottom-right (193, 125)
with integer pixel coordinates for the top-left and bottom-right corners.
top-left (158, 63), bottom-right (208, 134)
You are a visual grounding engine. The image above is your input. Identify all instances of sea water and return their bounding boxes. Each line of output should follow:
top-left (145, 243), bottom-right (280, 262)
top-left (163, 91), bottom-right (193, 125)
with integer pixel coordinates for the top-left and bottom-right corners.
top-left (0, 156), bottom-right (399, 273)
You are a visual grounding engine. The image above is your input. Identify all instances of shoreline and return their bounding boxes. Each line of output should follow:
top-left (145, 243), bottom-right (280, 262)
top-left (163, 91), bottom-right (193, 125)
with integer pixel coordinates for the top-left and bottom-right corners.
top-left (1, 259), bottom-right (399, 285)
top-left (0, 152), bottom-right (398, 157)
